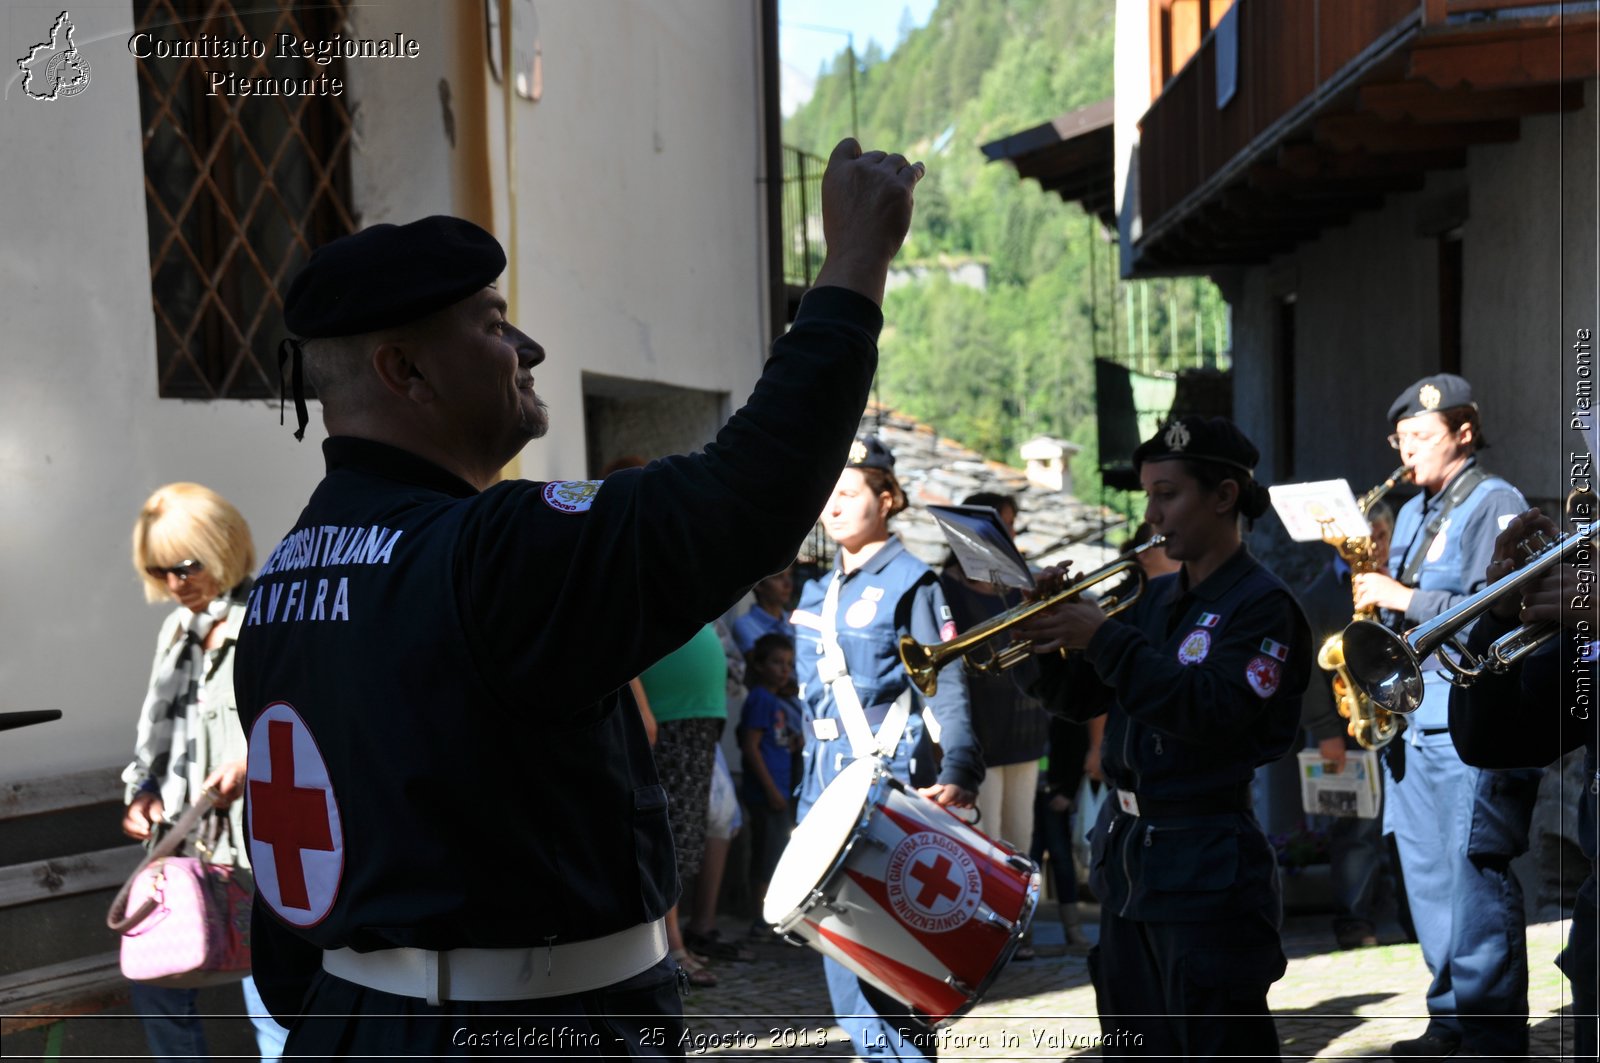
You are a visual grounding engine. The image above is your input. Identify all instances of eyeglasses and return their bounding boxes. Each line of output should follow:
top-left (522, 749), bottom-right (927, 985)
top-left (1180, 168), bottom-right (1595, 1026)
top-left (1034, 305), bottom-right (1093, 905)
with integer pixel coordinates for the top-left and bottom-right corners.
top-left (1387, 430), bottom-right (1450, 451)
top-left (145, 559), bottom-right (205, 582)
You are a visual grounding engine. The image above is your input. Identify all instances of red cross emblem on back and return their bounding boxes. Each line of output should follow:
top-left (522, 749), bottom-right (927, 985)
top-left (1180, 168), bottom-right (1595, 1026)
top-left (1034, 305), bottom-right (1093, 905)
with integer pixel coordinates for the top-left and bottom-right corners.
top-left (246, 702), bottom-right (343, 926)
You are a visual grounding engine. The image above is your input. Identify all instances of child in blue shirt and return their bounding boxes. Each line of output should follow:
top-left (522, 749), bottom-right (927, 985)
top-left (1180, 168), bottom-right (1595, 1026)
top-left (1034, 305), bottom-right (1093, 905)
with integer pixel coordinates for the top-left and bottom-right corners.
top-left (739, 633), bottom-right (802, 937)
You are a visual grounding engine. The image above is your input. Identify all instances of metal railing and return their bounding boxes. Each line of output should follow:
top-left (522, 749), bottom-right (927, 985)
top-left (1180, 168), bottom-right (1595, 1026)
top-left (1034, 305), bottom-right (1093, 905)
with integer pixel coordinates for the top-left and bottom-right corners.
top-left (780, 145), bottom-right (826, 288)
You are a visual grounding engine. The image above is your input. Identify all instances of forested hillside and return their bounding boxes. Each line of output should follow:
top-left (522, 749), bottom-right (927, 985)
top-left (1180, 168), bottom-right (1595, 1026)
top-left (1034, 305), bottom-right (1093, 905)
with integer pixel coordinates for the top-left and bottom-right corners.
top-left (784, 0), bottom-right (1226, 506)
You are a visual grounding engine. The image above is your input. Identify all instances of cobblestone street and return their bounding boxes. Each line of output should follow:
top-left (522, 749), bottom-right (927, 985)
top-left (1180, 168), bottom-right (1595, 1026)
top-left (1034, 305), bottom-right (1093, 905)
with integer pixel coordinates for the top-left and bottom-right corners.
top-left (680, 910), bottom-right (1581, 1061)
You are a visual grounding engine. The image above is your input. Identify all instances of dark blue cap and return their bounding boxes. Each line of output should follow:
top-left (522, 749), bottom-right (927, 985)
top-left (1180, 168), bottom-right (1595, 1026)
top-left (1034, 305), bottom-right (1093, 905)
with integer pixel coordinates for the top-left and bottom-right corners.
top-left (1133, 415), bottom-right (1259, 476)
top-left (1387, 372), bottom-right (1475, 423)
top-left (847, 435), bottom-right (895, 472)
top-left (283, 215), bottom-right (506, 338)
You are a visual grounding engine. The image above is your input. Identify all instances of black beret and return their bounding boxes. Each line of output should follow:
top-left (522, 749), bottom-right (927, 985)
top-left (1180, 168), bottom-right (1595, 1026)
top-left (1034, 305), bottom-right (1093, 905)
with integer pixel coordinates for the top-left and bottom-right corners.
top-left (1133, 415), bottom-right (1260, 476)
top-left (847, 435), bottom-right (896, 472)
top-left (1387, 372), bottom-right (1475, 423)
top-left (283, 215), bottom-right (506, 338)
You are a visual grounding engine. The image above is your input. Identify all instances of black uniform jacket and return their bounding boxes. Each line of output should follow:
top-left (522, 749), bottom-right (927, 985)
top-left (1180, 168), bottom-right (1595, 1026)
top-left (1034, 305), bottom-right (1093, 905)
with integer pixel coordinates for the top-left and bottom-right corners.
top-left (1035, 546), bottom-right (1312, 921)
top-left (236, 288), bottom-right (881, 1018)
top-left (1450, 612), bottom-right (1598, 775)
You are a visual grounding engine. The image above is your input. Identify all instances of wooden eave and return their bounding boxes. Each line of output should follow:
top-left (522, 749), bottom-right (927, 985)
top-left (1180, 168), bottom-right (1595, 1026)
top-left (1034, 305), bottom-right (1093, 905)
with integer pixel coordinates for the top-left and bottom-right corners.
top-left (981, 97), bottom-right (1118, 228)
top-left (1131, 10), bottom-right (1596, 274)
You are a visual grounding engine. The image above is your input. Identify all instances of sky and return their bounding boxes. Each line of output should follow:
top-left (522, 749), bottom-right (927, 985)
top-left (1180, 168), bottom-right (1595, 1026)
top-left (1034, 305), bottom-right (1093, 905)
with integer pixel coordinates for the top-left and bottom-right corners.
top-left (779, 0), bottom-right (939, 115)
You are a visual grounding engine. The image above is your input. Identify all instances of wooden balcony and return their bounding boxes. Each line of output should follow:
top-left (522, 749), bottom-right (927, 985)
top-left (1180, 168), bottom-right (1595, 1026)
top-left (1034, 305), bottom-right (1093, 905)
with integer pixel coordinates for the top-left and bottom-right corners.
top-left (1133, 0), bottom-right (1597, 272)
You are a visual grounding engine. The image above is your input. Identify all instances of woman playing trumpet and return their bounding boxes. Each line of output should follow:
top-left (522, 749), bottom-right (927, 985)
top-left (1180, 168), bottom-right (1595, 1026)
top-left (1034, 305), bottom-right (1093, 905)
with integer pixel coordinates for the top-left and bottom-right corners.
top-left (1015, 415), bottom-right (1311, 1059)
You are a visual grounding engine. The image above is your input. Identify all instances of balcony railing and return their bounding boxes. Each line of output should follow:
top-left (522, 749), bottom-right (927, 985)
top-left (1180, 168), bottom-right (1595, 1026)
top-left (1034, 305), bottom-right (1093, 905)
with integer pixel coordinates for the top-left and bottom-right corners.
top-left (780, 145), bottom-right (826, 289)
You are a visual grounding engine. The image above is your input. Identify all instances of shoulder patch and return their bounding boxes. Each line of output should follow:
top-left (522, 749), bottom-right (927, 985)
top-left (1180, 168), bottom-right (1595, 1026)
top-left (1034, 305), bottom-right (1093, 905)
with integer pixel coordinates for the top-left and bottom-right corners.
top-left (1245, 656), bottom-right (1282, 698)
top-left (1177, 629), bottom-right (1212, 665)
top-left (541, 480), bottom-right (602, 513)
top-left (1258, 638), bottom-right (1290, 662)
top-left (1196, 612), bottom-right (1222, 628)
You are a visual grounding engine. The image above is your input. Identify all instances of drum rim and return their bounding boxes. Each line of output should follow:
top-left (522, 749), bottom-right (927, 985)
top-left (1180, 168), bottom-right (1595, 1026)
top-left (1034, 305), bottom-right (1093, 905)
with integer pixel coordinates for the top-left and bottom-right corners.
top-left (765, 758), bottom-right (897, 931)
top-left (930, 871), bottom-right (1042, 1027)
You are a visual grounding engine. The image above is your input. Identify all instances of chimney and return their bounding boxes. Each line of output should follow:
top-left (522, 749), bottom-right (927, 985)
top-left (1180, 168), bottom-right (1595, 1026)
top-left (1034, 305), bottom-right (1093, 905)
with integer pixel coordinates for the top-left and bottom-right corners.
top-left (1019, 436), bottom-right (1080, 494)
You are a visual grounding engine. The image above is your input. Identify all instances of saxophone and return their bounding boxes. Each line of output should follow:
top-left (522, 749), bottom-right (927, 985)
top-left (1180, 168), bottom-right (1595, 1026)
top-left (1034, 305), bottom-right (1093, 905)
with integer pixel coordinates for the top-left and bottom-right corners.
top-left (1314, 466), bottom-right (1411, 750)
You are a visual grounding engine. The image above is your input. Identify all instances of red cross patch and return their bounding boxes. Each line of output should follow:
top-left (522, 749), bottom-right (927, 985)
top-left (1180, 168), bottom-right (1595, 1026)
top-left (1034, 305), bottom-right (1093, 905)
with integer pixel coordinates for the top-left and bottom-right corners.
top-left (1245, 655), bottom-right (1282, 699)
top-left (246, 702), bottom-right (343, 927)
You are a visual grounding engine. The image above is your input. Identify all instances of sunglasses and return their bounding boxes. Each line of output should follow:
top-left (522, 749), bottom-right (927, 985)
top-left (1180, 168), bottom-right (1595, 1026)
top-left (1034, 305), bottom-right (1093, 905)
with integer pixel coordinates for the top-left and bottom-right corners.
top-left (145, 559), bottom-right (206, 582)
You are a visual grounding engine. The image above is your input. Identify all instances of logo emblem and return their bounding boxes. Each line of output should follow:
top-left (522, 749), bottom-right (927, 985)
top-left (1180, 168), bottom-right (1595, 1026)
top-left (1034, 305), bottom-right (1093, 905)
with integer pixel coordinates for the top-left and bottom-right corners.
top-left (1419, 384), bottom-right (1442, 410)
top-left (844, 598), bottom-right (878, 629)
top-left (540, 480), bottom-right (601, 513)
top-left (247, 703), bottom-right (343, 926)
top-left (1163, 421), bottom-right (1191, 452)
top-left (1177, 629), bottom-right (1211, 664)
top-left (1245, 656), bottom-right (1282, 698)
top-left (885, 831), bottom-right (982, 933)
top-left (849, 439), bottom-right (869, 465)
top-left (17, 11), bottom-right (91, 101)
top-left (1258, 638), bottom-right (1289, 662)
top-left (1197, 612), bottom-right (1221, 629)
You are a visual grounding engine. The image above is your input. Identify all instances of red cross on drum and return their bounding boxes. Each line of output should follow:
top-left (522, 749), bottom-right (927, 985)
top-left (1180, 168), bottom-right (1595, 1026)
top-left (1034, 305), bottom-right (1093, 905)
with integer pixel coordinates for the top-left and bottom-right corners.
top-left (886, 834), bottom-right (983, 932)
top-left (761, 758), bottom-right (1041, 1025)
top-left (246, 702), bottom-right (344, 927)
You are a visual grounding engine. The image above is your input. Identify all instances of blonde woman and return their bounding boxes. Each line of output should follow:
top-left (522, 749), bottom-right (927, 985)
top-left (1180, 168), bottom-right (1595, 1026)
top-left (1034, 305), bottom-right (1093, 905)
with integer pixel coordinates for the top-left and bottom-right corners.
top-left (122, 483), bottom-right (287, 1062)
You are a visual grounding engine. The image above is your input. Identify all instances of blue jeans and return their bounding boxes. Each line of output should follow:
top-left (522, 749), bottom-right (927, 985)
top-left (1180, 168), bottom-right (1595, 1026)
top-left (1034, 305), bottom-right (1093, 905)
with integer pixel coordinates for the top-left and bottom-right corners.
top-left (130, 975), bottom-right (288, 1062)
top-left (823, 955), bottom-right (936, 1061)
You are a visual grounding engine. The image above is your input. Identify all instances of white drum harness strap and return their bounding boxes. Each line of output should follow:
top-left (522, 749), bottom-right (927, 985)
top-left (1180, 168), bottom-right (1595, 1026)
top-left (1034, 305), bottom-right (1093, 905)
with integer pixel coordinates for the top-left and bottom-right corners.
top-left (814, 573), bottom-right (918, 761)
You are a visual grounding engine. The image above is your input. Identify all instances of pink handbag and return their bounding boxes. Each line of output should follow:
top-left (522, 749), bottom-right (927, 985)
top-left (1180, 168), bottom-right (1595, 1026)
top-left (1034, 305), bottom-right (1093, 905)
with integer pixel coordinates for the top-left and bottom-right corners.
top-left (107, 790), bottom-right (253, 987)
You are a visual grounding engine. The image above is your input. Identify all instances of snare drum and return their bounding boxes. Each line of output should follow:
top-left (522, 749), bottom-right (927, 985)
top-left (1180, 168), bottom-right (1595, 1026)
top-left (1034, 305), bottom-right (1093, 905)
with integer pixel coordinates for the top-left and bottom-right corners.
top-left (763, 757), bottom-right (1039, 1024)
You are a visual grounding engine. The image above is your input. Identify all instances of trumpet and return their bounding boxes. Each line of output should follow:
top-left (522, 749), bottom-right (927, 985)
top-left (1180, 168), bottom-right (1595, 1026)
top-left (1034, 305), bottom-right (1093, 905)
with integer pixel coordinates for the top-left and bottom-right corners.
top-left (899, 536), bottom-right (1167, 697)
top-left (1341, 519), bottom-right (1597, 714)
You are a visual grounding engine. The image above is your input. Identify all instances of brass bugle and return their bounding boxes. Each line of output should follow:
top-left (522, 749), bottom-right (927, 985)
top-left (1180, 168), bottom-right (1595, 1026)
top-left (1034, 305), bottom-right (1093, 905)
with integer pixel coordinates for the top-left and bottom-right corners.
top-left (1341, 519), bottom-right (1597, 714)
top-left (898, 536), bottom-right (1168, 697)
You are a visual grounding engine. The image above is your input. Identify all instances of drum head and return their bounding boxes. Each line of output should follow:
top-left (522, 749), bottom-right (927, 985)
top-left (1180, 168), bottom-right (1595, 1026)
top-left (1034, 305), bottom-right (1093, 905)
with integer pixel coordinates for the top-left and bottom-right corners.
top-left (762, 757), bottom-right (882, 924)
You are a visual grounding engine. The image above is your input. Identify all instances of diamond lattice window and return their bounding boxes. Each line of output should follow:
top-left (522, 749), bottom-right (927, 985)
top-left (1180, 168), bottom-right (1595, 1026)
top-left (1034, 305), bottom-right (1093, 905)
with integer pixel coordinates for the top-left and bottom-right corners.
top-left (136, 0), bottom-right (355, 399)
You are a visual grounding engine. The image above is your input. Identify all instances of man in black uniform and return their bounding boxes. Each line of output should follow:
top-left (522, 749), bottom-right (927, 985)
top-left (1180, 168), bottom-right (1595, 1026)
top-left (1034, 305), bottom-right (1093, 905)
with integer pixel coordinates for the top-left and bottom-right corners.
top-left (236, 138), bottom-right (925, 1057)
top-left (1450, 508), bottom-right (1599, 1062)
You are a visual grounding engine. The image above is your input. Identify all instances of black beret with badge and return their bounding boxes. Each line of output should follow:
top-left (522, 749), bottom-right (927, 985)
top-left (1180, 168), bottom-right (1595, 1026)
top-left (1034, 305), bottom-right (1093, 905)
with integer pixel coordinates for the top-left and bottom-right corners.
top-left (1387, 372), bottom-right (1475, 424)
top-left (1132, 414), bottom-right (1260, 475)
top-left (276, 215), bottom-right (507, 441)
top-left (847, 435), bottom-right (896, 471)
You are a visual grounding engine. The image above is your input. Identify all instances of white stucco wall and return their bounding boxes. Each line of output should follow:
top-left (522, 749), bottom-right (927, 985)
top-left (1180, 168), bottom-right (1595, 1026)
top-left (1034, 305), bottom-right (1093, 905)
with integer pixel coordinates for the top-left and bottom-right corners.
top-left (0, 0), bottom-right (768, 782)
top-left (1228, 80), bottom-right (1598, 505)
top-left (1113, 0), bottom-right (1152, 273)
top-left (499, 0), bottom-right (768, 479)
top-left (1, 1), bottom-right (330, 782)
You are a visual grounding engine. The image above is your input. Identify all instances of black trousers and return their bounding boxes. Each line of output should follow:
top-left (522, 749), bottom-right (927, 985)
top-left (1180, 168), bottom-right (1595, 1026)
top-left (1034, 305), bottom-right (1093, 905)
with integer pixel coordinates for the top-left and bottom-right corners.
top-left (1089, 909), bottom-right (1285, 1059)
top-left (284, 957), bottom-right (685, 1059)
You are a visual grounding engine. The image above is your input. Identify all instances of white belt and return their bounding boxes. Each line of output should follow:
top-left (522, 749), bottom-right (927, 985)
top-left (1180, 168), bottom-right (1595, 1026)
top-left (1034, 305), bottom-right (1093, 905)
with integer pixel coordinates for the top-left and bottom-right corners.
top-left (322, 918), bottom-right (668, 1004)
